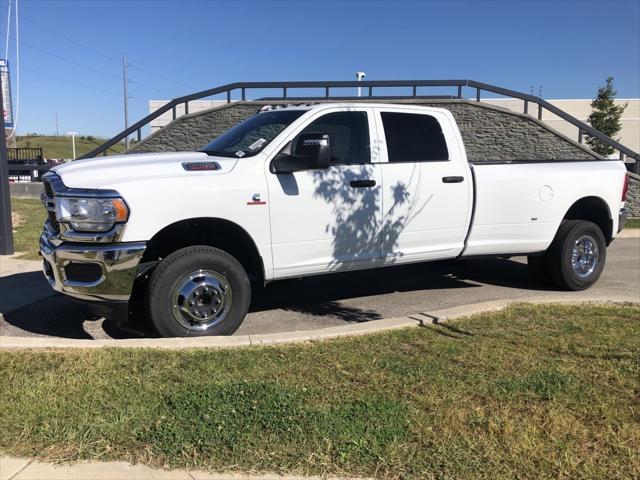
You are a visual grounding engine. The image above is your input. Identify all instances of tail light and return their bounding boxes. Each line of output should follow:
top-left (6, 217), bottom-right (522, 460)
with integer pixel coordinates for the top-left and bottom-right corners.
top-left (621, 174), bottom-right (629, 202)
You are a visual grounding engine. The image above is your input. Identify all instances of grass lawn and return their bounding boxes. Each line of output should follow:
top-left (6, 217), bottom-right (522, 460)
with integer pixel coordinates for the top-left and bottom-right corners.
top-left (1, 303), bottom-right (638, 479)
top-left (627, 217), bottom-right (640, 229)
top-left (10, 197), bottom-right (46, 260)
top-left (16, 135), bottom-right (125, 159)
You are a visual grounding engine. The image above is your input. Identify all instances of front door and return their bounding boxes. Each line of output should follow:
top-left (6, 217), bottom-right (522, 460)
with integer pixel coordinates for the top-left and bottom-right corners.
top-left (266, 108), bottom-right (382, 278)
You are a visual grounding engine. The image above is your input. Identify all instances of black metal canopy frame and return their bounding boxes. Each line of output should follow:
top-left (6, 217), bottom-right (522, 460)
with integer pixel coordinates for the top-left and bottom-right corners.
top-left (80, 79), bottom-right (640, 163)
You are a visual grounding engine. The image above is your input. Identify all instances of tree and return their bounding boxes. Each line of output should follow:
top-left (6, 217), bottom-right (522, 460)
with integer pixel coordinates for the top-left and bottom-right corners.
top-left (586, 76), bottom-right (627, 157)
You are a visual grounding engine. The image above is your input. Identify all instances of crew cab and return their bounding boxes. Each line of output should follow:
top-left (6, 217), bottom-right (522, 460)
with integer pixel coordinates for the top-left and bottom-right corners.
top-left (39, 103), bottom-right (630, 337)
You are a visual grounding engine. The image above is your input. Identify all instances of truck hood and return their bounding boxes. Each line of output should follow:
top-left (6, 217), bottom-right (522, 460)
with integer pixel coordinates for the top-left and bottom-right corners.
top-left (52, 152), bottom-right (239, 189)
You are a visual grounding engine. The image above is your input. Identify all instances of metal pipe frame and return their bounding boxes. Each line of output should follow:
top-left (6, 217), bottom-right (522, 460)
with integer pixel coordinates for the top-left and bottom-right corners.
top-left (77, 79), bottom-right (639, 162)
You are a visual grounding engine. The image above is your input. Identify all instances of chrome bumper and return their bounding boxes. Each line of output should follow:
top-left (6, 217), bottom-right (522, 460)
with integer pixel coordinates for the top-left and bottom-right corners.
top-left (40, 233), bottom-right (146, 302)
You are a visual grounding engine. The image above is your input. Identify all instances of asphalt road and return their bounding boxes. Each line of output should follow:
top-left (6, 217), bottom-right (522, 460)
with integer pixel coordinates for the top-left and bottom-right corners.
top-left (1, 238), bottom-right (638, 340)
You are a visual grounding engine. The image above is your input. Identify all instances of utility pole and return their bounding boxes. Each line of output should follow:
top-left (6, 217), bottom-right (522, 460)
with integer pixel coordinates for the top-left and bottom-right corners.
top-left (66, 131), bottom-right (77, 160)
top-left (122, 55), bottom-right (130, 149)
top-left (55, 112), bottom-right (59, 136)
top-left (0, 70), bottom-right (15, 255)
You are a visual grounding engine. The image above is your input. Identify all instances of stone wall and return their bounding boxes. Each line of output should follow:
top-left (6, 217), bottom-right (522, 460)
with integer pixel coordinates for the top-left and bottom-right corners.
top-left (128, 100), bottom-right (600, 161)
top-left (626, 173), bottom-right (640, 218)
top-left (123, 99), bottom-right (640, 215)
top-left (425, 102), bottom-right (599, 161)
top-left (129, 104), bottom-right (263, 154)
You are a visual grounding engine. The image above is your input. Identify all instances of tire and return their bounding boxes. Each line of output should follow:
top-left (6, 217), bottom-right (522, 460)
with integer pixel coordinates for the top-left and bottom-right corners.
top-left (546, 220), bottom-right (606, 291)
top-left (145, 246), bottom-right (251, 337)
top-left (527, 254), bottom-right (552, 285)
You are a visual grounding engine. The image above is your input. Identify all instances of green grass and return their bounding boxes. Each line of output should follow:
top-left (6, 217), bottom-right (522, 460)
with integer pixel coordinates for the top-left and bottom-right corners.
top-left (1, 303), bottom-right (639, 479)
top-left (10, 197), bottom-right (45, 259)
top-left (627, 218), bottom-right (640, 229)
top-left (16, 135), bottom-right (125, 159)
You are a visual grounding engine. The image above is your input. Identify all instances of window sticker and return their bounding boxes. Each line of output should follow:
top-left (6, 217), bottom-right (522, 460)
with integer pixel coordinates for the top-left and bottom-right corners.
top-left (248, 138), bottom-right (267, 150)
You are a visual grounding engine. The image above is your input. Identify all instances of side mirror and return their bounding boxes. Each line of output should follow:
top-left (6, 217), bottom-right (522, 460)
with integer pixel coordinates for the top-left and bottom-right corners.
top-left (270, 133), bottom-right (331, 174)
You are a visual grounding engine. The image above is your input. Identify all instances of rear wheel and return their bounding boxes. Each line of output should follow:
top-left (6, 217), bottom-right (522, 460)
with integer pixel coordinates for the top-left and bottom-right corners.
top-left (546, 220), bottom-right (606, 291)
top-left (146, 246), bottom-right (250, 337)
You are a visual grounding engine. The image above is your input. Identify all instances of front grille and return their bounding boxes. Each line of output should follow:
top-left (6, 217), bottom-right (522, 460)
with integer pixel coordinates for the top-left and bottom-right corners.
top-left (47, 210), bottom-right (60, 234)
top-left (43, 178), bottom-right (54, 198)
top-left (42, 177), bottom-right (60, 235)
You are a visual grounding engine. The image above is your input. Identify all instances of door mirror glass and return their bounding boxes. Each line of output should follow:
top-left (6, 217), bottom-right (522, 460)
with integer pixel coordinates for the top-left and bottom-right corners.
top-left (270, 134), bottom-right (331, 174)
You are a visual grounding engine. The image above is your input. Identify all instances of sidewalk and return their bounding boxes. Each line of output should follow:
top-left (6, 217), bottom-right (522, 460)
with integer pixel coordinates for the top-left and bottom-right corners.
top-left (0, 457), bottom-right (361, 480)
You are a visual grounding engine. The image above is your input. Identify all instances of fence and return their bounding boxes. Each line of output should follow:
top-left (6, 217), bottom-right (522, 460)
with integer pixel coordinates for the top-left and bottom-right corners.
top-left (7, 147), bottom-right (51, 182)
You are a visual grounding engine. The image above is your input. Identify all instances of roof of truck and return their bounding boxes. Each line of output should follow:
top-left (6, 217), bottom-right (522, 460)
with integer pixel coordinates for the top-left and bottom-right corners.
top-left (259, 103), bottom-right (448, 112)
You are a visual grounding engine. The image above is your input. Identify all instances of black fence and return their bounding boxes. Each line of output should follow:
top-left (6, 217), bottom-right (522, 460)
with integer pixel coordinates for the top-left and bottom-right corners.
top-left (7, 147), bottom-right (52, 182)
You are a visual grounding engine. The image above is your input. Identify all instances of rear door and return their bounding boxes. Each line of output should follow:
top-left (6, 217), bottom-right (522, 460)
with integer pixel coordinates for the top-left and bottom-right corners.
top-left (374, 107), bottom-right (472, 262)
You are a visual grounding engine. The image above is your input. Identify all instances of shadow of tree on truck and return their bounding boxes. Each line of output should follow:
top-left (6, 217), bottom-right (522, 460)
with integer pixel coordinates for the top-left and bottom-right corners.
top-left (309, 161), bottom-right (432, 270)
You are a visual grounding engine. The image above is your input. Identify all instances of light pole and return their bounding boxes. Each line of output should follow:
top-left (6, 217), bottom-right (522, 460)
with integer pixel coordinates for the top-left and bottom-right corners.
top-left (356, 71), bottom-right (366, 97)
top-left (65, 131), bottom-right (78, 160)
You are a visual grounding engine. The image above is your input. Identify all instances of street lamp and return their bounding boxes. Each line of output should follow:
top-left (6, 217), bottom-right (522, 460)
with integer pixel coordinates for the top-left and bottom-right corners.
top-left (65, 131), bottom-right (78, 160)
top-left (356, 71), bottom-right (366, 97)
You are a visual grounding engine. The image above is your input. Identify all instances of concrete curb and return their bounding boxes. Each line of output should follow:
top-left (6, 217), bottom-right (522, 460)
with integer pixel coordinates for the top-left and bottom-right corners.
top-left (1, 295), bottom-right (636, 350)
top-left (0, 456), bottom-right (365, 480)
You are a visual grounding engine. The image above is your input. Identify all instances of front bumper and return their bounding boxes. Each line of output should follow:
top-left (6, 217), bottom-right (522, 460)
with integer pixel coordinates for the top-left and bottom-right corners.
top-left (40, 233), bottom-right (146, 302)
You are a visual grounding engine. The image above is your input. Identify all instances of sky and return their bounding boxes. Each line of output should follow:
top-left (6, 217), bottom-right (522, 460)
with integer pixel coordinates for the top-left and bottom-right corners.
top-left (1, 0), bottom-right (639, 138)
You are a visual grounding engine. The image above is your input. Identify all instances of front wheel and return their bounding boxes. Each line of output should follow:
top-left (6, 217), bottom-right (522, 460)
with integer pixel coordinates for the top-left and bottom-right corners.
top-left (546, 220), bottom-right (606, 291)
top-left (146, 246), bottom-right (251, 337)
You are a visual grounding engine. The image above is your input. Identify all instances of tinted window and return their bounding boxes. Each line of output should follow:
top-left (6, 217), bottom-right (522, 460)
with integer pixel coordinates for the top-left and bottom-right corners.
top-left (381, 112), bottom-right (449, 162)
top-left (296, 112), bottom-right (370, 165)
top-left (202, 110), bottom-right (305, 158)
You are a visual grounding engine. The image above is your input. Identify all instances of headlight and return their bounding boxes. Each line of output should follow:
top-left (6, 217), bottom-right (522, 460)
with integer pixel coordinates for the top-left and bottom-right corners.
top-left (56, 197), bottom-right (129, 232)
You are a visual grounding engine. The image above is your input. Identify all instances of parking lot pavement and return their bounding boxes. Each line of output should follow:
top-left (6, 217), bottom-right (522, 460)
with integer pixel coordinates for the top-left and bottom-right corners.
top-left (1, 238), bottom-right (638, 340)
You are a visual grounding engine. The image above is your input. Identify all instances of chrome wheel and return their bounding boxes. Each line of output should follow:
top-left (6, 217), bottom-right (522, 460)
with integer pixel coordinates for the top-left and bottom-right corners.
top-left (571, 235), bottom-right (599, 279)
top-left (171, 269), bottom-right (232, 331)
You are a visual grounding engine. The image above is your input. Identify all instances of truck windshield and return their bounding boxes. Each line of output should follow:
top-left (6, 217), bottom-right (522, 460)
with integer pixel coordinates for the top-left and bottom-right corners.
top-left (201, 110), bottom-right (306, 158)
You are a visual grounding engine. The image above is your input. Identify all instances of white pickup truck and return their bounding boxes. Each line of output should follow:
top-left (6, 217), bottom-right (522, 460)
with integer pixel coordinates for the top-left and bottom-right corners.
top-left (39, 103), bottom-right (630, 337)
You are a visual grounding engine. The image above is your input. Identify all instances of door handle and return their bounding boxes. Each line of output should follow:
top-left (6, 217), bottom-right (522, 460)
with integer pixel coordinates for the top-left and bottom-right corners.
top-left (350, 179), bottom-right (376, 188)
top-left (442, 176), bottom-right (465, 183)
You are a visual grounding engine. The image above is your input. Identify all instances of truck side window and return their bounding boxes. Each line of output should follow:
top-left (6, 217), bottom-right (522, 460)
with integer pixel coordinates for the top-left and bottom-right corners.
top-left (381, 112), bottom-right (449, 162)
top-left (297, 112), bottom-right (370, 165)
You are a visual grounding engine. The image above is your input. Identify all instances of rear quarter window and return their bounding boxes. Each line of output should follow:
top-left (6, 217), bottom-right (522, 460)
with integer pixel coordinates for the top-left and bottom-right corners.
top-left (381, 112), bottom-right (449, 162)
